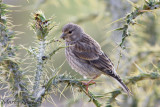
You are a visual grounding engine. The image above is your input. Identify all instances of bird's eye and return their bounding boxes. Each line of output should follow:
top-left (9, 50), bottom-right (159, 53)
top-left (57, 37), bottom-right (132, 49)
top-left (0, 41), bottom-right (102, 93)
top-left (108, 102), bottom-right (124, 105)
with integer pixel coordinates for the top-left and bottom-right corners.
top-left (68, 31), bottom-right (72, 34)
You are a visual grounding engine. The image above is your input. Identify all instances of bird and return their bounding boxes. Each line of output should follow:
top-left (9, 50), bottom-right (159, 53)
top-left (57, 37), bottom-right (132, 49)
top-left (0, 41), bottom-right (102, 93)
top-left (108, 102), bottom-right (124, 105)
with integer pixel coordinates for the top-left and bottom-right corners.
top-left (60, 23), bottom-right (131, 95)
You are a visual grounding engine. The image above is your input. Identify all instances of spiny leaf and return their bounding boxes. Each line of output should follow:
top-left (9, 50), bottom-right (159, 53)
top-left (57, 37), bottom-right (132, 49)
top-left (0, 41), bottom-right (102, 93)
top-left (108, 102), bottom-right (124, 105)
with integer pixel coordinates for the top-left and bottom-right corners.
top-left (134, 63), bottom-right (145, 73)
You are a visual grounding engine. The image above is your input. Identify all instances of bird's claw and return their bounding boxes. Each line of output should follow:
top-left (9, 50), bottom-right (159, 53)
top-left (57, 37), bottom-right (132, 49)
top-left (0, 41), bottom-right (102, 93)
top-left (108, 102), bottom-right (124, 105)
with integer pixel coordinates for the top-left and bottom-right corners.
top-left (81, 80), bottom-right (96, 94)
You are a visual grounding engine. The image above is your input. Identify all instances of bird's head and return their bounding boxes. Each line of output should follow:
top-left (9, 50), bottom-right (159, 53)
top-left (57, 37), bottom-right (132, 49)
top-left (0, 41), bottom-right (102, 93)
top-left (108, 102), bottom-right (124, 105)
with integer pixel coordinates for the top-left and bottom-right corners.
top-left (60, 23), bottom-right (83, 42)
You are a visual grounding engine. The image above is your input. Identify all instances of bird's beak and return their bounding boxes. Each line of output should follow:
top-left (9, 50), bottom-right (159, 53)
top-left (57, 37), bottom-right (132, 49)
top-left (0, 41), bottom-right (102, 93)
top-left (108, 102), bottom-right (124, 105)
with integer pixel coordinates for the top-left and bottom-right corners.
top-left (60, 33), bottom-right (66, 40)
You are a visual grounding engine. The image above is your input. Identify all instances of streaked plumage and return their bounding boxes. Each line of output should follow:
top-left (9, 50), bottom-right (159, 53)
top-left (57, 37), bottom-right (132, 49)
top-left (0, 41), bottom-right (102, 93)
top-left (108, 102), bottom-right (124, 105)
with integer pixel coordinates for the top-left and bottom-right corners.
top-left (61, 23), bottom-right (131, 95)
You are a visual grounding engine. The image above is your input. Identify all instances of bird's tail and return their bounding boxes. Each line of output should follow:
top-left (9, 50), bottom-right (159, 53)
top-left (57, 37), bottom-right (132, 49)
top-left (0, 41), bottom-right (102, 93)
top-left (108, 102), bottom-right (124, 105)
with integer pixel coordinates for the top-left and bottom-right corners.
top-left (104, 70), bottom-right (132, 95)
top-left (113, 75), bottom-right (132, 96)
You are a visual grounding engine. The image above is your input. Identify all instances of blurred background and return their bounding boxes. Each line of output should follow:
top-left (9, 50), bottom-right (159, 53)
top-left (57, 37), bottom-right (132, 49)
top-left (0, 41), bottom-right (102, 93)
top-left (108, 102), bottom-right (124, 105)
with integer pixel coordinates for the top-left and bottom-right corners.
top-left (2, 0), bottom-right (160, 107)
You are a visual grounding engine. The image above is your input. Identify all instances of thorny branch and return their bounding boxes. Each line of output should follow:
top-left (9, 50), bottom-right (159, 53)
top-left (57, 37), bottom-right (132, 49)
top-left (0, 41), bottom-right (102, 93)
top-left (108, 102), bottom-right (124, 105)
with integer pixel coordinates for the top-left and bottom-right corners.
top-left (0, 2), bottom-right (31, 107)
top-left (105, 72), bottom-right (160, 107)
top-left (118, 0), bottom-right (160, 48)
top-left (44, 72), bottom-right (160, 107)
top-left (51, 74), bottom-right (102, 107)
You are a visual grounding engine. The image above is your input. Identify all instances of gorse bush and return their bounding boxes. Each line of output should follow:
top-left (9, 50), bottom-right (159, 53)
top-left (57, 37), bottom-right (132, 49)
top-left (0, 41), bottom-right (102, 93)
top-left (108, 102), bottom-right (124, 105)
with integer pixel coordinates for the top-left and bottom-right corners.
top-left (0, 0), bottom-right (160, 107)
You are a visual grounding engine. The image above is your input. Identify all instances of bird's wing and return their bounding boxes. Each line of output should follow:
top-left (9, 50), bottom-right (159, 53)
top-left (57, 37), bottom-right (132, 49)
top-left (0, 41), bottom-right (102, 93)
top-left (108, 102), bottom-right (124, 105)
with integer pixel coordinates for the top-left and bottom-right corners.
top-left (72, 35), bottom-right (114, 72)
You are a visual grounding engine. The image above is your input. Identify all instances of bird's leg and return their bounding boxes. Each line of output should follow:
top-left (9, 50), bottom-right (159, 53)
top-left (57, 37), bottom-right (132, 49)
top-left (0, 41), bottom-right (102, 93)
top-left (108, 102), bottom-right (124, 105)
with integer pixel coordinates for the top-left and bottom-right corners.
top-left (81, 75), bottom-right (99, 93)
top-left (81, 80), bottom-right (96, 93)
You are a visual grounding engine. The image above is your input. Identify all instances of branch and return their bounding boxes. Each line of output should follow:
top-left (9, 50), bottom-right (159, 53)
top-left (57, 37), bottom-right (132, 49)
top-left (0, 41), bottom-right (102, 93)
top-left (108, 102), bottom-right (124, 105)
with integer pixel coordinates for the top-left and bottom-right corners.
top-left (51, 74), bottom-right (102, 107)
top-left (118, 1), bottom-right (160, 48)
top-left (125, 72), bottom-right (160, 85)
top-left (0, 2), bottom-right (31, 107)
top-left (28, 73), bottom-right (102, 107)
top-left (29, 10), bottom-right (66, 107)
top-left (105, 72), bottom-right (160, 106)
top-left (30, 11), bottom-right (53, 107)
top-left (48, 46), bottom-right (66, 59)
top-left (33, 40), bottom-right (45, 92)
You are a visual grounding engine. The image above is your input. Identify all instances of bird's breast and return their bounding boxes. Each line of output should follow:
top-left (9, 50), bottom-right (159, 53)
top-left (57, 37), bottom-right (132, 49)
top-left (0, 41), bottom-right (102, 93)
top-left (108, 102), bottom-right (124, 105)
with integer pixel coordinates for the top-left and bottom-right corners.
top-left (65, 43), bottom-right (101, 78)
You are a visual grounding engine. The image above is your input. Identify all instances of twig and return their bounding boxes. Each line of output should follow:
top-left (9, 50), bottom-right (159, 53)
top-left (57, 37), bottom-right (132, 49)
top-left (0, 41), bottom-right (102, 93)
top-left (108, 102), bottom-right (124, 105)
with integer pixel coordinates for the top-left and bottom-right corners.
top-left (125, 72), bottom-right (160, 85)
top-left (33, 40), bottom-right (46, 92)
top-left (118, 1), bottom-right (160, 48)
top-left (48, 46), bottom-right (66, 58)
top-left (51, 74), bottom-right (102, 107)
top-left (105, 72), bottom-right (160, 106)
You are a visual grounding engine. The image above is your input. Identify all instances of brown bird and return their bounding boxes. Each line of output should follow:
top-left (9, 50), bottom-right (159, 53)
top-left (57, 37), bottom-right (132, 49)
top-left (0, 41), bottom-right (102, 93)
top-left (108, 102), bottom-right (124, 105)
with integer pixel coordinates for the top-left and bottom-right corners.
top-left (60, 23), bottom-right (131, 95)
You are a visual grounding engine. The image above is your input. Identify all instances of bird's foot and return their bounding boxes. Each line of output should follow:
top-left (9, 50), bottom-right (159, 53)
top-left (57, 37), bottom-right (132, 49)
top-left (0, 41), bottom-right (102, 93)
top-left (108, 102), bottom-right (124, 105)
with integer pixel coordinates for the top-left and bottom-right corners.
top-left (81, 80), bottom-right (96, 94)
